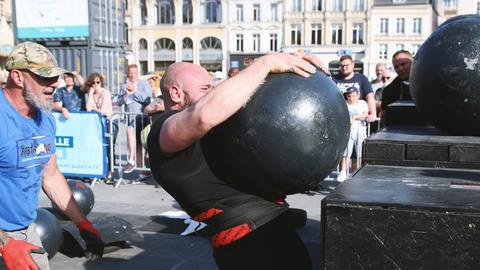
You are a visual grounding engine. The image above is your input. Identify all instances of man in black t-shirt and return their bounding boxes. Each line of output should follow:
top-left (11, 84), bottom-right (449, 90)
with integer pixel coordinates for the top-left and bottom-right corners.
top-left (380, 50), bottom-right (414, 116)
top-left (333, 55), bottom-right (376, 123)
top-left (147, 52), bottom-right (329, 270)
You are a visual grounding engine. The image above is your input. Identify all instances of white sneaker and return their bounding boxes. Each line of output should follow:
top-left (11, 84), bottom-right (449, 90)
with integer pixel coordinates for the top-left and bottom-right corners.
top-left (337, 171), bottom-right (347, 182)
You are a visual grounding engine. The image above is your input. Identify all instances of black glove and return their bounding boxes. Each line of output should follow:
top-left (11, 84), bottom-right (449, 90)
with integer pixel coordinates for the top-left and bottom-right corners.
top-left (76, 219), bottom-right (105, 260)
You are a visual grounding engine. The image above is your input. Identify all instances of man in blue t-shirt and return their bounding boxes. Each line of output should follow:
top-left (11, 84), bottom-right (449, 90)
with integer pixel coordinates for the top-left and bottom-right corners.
top-left (0, 42), bottom-right (104, 270)
top-left (332, 55), bottom-right (376, 123)
top-left (53, 72), bottom-right (86, 119)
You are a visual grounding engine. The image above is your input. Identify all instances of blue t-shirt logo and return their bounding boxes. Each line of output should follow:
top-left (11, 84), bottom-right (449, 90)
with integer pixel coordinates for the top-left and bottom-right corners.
top-left (17, 136), bottom-right (54, 168)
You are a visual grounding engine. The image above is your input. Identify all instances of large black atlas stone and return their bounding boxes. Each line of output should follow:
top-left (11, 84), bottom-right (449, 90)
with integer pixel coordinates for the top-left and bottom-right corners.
top-left (52, 180), bottom-right (95, 219)
top-left (201, 71), bottom-right (350, 197)
top-left (34, 208), bottom-right (63, 259)
top-left (410, 15), bottom-right (480, 135)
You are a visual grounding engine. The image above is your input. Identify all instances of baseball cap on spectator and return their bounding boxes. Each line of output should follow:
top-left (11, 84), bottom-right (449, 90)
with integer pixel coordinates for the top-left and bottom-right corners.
top-left (5, 41), bottom-right (70, 78)
top-left (343, 86), bottom-right (359, 96)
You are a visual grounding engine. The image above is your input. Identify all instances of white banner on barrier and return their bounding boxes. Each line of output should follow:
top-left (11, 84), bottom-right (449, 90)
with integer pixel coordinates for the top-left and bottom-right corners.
top-left (53, 112), bottom-right (107, 178)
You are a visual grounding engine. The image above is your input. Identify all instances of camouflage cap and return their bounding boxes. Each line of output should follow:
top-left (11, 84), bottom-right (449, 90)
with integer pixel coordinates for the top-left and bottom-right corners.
top-left (5, 41), bottom-right (70, 78)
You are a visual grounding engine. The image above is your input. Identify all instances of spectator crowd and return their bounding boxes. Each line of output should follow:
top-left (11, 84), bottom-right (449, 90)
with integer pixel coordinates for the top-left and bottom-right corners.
top-left (0, 47), bottom-right (413, 184)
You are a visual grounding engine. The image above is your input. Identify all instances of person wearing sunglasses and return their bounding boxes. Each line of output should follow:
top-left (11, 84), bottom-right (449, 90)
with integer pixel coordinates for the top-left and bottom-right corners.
top-left (0, 42), bottom-right (104, 270)
top-left (53, 71), bottom-right (86, 119)
top-left (85, 73), bottom-right (113, 119)
top-left (85, 73), bottom-right (115, 183)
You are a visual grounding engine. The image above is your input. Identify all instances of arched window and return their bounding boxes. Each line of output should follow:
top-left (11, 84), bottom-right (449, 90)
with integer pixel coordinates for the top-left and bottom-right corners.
top-left (199, 37), bottom-right (222, 71)
top-left (201, 36), bottom-right (222, 50)
top-left (154, 38), bottom-right (176, 51)
top-left (183, 38), bottom-right (193, 49)
top-left (182, 38), bottom-right (193, 62)
top-left (156, 0), bottom-right (175, 24)
top-left (154, 38), bottom-right (176, 70)
top-left (202, 0), bottom-right (221, 23)
top-left (138, 39), bottom-right (148, 50)
top-left (138, 39), bottom-right (148, 74)
top-left (183, 0), bottom-right (193, 24)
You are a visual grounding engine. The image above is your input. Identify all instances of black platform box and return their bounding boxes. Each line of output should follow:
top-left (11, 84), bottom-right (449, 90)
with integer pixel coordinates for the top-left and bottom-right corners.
top-left (364, 127), bottom-right (480, 169)
top-left (321, 165), bottom-right (480, 270)
top-left (385, 101), bottom-right (427, 127)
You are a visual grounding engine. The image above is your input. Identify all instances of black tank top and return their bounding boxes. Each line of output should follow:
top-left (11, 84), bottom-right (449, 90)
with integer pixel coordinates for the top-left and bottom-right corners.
top-left (147, 110), bottom-right (243, 217)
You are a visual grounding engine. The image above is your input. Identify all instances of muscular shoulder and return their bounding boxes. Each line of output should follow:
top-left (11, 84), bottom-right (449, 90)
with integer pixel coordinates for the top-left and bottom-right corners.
top-left (147, 110), bottom-right (179, 155)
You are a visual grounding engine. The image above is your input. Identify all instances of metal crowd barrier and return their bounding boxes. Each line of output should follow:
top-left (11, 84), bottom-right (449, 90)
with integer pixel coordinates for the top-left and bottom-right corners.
top-left (104, 111), bottom-right (152, 188)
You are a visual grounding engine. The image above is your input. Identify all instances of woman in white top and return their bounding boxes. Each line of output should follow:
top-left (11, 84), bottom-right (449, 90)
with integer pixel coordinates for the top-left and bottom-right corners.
top-left (85, 73), bottom-right (113, 119)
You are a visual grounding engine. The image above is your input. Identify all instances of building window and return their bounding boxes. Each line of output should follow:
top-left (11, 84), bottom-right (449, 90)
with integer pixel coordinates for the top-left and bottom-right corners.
top-left (270, 33), bottom-right (278, 51)
top-left (203, 0), bottom-right (221, 23)
top-left (395, 44), bottom-right (404, 52)
top-left (379, 44), bottom-right (388, 59)
top-left (353, 0), bottom-right (365, 11)
top-left (477, 0), bottom-right (480, 14)
top-left (236, 34), bottom-right (244, 52)
top-left (312, 0), bottom-right (322, 11)
top-left (271, 3), bottom-right (279, 21)
top-left (396, 18), bottom-right (405, 34)
top-left (155, 38), bottom-right (175, 50)
top-left (139, 61), bottom-right (148, 75)
top-left (412, 44), bottom-right (420, 55)
top-left (236, 4), bottom-right (243, 22)
top-left (201, 36), bottom-right (222, 49)
top-left (139, 39), bottom-right (148, 50)
top-left (124, 23), bottom-right (129, 44)
top-left (352, 23), bottom-right (363, 44)
top-left (183, 38), bottom-right (193, 49)
top-left (311, 24), bottom-right (322, 45)
top-left (443, 0), bottom-right (457, 9)
top-left (253, 4), bottom-right (261, 21)
top-left (380, 18), bottom-right (389, 34)
top-left (291, 24), bottom-right (302, 45)
top-left (331, 23), bottom-right (342, 44)
top-left (293, 0), bottom-right (302, 12)
top-left (183, 0), bottom-right (193, 24)
top-left (140, 0), bottom-right (147, 25)
top-left (156, 0), bottom-right (175, 25)
top-left (332, 0), bottom-right (343, 11)
top-left (253, 34), bottom-right (260, 52)
top-left (413, 18), bottom-right (422, 34)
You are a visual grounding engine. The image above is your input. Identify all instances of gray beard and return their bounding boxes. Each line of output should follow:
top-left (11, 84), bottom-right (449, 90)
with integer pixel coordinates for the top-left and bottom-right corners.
top-left (23, 85), bottom-right (53, 112)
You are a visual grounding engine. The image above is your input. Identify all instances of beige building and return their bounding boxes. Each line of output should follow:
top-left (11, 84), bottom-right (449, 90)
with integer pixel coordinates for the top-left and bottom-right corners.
top-left (126, 0), bottom-right (227, 74)
top-left (227, 0), bottom-right (283, 70)
top-left (440, 0), bottom-right (479, 23)
top-left (282, 0), bottom-right (372, 76)
top-left (126, 0), bottom-right (480, 78)
top-left (367, 0), bottom-right (441, 78)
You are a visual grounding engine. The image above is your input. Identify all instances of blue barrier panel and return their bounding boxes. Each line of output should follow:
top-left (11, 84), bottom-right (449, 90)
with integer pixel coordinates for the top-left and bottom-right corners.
top-left (53, 112), bottom-right (107, 178)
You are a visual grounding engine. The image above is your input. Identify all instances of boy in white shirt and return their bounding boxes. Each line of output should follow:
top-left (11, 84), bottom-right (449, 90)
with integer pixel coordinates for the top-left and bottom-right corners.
top-left (337, 86), bottom-right (369, 182)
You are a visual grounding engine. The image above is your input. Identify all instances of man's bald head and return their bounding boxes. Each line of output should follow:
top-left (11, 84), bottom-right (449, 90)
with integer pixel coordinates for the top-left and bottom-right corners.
top-left (160, 62), bottom-right (213, 109)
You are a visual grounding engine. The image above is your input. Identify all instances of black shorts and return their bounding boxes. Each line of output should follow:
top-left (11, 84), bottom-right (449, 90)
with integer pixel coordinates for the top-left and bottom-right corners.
top-left (213, 212), bottom-right (312, 270)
